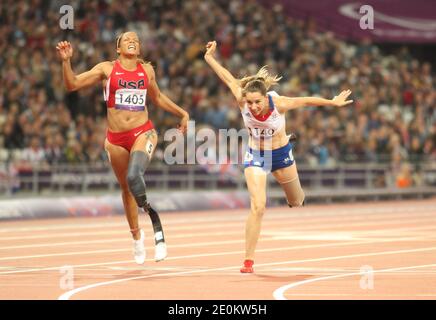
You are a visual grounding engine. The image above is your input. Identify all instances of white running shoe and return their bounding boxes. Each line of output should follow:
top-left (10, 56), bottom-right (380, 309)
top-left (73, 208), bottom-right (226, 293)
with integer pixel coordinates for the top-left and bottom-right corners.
top-left (155, 242), bottom-right (167, 262)
top-left (133, 229), bottom-right (146, 264)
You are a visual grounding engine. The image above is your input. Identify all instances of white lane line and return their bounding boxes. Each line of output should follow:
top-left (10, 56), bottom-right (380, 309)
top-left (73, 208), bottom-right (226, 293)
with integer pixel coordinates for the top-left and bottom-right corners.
top-left (58, 245), bottom-right (436, 300)
top-left (0, 236), bottom-right (414, 275)
top-left (1, 203), bottom-right (435, 233)
top-left (0, 222), bottom-right (127, 233)
top-left (3, 220), bottom-right (436, 251)
top-left (2, 217), bottom-right (436, 260)
top-left (3, 220), bottom-right (436, 262)
top-left (0, 239), bottom-right (248, 261)
top-left (0, 220), bottom-right (246, 241)
top-left (0, 220), bottom-right (251, 241)
top-left (2, 211), bottom-right (436, 242)
top-left (0, 230), bottom-right (128, 241)
top-left (0, 230), bottom-right (241, 250)
top-left (272, 224), bottom-right (436, 237)
top-left (284, 293), bottom-right (353, 296)
top-left (273, 263), bottom-right (436, 300)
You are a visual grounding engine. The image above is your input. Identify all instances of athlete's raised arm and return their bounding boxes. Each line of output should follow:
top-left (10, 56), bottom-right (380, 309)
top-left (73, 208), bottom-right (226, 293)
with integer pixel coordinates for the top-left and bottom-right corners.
top-left (275, 89), bottom-right (353, 113)
top-left (143, 64), bottom-right (189, 133)
top-left (204, 41), bottom-right (242, 103)
top-left (56, 41), bottom-right (107, 92)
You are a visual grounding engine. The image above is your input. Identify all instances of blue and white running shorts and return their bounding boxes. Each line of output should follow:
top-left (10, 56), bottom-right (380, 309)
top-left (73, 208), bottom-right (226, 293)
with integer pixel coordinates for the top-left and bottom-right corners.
top-left (243, 142), bottom-right (295, 173)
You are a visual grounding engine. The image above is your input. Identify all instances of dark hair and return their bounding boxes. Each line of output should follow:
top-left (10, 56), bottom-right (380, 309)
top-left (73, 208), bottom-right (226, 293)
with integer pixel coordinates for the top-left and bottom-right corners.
top-left (116, 32), bottom-right (125, 49)
top-left (117, 33), bottom-right (124, 49)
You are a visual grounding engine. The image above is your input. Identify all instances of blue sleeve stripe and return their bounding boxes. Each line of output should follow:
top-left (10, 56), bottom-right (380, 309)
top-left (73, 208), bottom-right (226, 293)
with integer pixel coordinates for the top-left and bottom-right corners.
top-left (268, 94), bottom-right (274, 111)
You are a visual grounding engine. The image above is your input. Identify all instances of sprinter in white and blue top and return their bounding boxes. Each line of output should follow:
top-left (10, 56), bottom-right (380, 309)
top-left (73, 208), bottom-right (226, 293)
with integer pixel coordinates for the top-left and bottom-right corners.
top-left (204, 40), bottom-right (353, 274)
top-left (241, 90), bottom-right (292, 173)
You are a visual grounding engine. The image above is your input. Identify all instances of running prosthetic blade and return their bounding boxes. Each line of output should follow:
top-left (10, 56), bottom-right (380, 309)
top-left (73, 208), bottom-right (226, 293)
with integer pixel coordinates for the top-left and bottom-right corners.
top-left (144, 203), bottom-right (167, 261)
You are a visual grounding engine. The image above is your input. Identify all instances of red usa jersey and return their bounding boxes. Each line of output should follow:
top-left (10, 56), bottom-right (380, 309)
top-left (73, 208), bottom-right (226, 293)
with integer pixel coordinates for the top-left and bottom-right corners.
top-left (103, 60), bottom-right (149, 111)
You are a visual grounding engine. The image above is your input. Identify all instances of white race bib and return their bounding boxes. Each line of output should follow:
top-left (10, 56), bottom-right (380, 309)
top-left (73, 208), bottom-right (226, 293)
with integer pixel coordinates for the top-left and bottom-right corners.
top-left (115, 89), bottom-right (147, 108)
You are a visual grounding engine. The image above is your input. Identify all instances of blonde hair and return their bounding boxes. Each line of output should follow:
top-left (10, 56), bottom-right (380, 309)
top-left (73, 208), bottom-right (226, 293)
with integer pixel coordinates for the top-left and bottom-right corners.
top-left (239, 66), bottom-right (282, 96)
top-left (116, 32), bottom-right (150, 65)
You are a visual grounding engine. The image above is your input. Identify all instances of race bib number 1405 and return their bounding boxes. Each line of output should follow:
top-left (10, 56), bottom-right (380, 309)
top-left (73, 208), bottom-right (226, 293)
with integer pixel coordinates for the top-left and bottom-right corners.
top-left (115, 89), bottom-right (147, 111)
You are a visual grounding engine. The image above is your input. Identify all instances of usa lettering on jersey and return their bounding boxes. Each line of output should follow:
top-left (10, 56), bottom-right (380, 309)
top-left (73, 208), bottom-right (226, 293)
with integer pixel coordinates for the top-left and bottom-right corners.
top-left (118, 79), bottom-right (145, 89)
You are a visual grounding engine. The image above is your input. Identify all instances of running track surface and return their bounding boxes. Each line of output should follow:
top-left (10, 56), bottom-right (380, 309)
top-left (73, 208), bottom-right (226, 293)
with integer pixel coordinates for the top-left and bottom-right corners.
top-left (1, 198), bottom-right (436, 300)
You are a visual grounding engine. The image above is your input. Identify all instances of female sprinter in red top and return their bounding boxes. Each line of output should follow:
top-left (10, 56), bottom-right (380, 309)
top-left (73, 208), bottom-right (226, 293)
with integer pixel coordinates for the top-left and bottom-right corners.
top-left (204, 41), bottom-right (353, 273)
top-left (56, 31), bottom-right (189, 264)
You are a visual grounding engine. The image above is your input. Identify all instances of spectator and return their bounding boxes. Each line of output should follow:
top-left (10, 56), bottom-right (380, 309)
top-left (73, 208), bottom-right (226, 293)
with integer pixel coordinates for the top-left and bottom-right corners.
top-left (20, 136), bottom-right (47, 170)
top-left (0, 0), bottom-right (434, 171)
top-left (396, 162), bottom-right (413, 188)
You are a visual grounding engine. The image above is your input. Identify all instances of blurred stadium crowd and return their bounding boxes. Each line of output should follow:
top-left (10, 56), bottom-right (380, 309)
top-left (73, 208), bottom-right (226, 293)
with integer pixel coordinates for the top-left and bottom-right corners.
top-left (0, 0), bottom-right (435, 178)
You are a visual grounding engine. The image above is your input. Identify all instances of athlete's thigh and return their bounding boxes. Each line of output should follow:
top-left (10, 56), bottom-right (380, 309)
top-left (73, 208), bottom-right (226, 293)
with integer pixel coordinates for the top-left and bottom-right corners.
top-left (104, 138), bottom-right (130, 186)
top-left (272, 163), bottom-right (305, 204)
top-left (272, 162), bottom-right (299, 184)
top-left (131, 129), bottom-right (158, 157)
top-left (244, 167), bottom-right (268, 203)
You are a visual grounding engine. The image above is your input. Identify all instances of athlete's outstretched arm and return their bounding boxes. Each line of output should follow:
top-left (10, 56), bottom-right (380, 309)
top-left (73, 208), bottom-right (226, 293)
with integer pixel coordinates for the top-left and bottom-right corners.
top-left (56, 41), bottom-right (106, 91)
top-left (144, 64), bottom-right (189, 133)
top-left (204, 41), bottom-right (242, 102)
top-left (276, 90), bottom-right (353, 112)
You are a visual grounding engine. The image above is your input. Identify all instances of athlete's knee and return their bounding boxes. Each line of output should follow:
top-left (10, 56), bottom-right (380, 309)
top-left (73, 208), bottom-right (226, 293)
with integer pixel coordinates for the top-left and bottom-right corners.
top-left (251, 199), bottom-right (266, 216)
top-left (119, 183), bottom-right (130, 194)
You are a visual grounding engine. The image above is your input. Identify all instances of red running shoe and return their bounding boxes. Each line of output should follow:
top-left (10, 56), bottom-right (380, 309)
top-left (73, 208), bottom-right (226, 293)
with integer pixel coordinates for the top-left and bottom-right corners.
top-left (240, 259), bottom-right (254, 273)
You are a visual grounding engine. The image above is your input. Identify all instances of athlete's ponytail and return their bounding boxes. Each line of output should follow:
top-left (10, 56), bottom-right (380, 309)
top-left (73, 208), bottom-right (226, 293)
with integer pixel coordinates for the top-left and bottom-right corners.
top-left (239, 66), bottom-right (282, 96)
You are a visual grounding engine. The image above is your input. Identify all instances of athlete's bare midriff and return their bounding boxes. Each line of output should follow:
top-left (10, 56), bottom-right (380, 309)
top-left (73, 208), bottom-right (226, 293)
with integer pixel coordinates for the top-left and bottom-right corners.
top-left (101, 61), bottom-right (150, 133)
top-left (106, 108), bottom-right (149, 132)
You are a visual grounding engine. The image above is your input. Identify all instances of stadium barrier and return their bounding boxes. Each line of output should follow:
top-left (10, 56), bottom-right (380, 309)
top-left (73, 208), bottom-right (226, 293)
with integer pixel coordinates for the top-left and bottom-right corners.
top-left (1, 161), bottom-right (435, 197)
top-left (0, 190), bottom-right (250, 221)
top-left (1, 187), bottom-right (435, 221)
